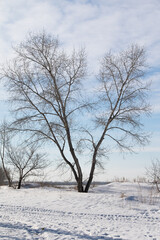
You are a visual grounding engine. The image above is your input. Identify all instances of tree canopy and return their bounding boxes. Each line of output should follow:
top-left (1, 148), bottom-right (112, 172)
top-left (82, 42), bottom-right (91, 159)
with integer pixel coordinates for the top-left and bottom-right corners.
top-left (1, 32), bottom-right (150, 192)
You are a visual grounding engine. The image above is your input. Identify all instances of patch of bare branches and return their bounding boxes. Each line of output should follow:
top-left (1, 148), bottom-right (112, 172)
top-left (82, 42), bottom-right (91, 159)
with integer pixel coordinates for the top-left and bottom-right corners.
top-left (1, 32), bottom-right (151, 192)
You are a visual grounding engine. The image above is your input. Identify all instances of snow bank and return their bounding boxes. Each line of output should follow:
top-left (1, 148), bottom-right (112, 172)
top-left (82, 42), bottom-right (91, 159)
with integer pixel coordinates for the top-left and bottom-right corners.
top-left (0, 182), bottom-right (160, 239)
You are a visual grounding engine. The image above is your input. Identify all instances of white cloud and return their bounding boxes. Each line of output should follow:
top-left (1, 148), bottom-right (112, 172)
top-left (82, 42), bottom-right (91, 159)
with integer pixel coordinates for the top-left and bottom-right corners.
top-left (0, 0), bottom-right (160, 64)
top-left (0, 0), bottom-right (159, 107)
top-left (152, 103), bottom-right (160, 114)
top-left (0, 0), bottom-right (159, 92)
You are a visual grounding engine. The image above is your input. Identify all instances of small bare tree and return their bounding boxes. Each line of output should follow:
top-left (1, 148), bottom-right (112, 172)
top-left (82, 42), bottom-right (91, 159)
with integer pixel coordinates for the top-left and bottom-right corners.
top-left (6, 145), bottom-right (47, 189)
top-left (146, 160), bottom-right (160, 192)
top-left (0, 166), bottom-right (6, 185)
top-left (0, 121), bottom-right (13, 187)
top-left (1, 32), bottom-right (150, 192)
top-left (0, 121), bottom-right (47, 189)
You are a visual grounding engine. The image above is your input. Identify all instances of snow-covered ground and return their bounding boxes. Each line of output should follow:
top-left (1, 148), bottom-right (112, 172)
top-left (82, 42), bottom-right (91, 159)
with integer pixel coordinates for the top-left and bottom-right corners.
top-left (0, 182), bottom-right (160, 240)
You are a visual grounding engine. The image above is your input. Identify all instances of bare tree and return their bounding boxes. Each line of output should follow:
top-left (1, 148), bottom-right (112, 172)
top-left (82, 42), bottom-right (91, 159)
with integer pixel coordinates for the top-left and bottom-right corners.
top-left (6, 145), bottom-right (47, 189)
top-left (0, 121), bottom-right (47, 189)
top-left (0, 165), bottom-right (6, 185)
top-left (146, 160), bottom-right (160, 192)
top-left (1, 32), bottom-right (150, 192)
top-left (0, 121), bottom-right (13, 187)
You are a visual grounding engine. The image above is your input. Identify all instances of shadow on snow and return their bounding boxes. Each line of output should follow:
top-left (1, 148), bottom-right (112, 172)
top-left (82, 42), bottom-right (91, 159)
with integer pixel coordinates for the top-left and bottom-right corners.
top-left (0, 222), bottom-right (125, 240)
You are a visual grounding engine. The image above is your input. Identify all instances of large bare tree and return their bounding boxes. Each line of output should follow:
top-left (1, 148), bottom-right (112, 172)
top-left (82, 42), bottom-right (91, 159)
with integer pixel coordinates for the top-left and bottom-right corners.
top-left (1, 32), bottom-right (150, 192)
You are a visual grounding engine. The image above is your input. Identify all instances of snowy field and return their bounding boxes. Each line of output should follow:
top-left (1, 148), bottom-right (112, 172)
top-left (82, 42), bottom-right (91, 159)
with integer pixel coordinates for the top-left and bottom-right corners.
top-left (0, 182), bottom-right (160, 240)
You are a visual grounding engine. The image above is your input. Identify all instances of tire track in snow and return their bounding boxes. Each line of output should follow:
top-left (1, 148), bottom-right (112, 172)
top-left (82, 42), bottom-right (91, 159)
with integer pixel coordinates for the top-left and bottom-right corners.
top-left (0, 203), bottom-right (160, 223)
top-left (0, 204), bottom-right (160, 240)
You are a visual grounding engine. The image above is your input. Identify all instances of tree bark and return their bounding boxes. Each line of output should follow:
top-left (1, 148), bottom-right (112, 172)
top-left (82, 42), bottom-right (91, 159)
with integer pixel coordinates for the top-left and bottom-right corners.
top-left (77, 177), bottom-right (84, 192)
top-left (155, 181), bottom-right (160, 192)
top-left (2, 159), bottom-right (12, 187)
top-left (17, 178), bottom-right (22, 189)
top-left (85, 155), bottom-right (96, 192)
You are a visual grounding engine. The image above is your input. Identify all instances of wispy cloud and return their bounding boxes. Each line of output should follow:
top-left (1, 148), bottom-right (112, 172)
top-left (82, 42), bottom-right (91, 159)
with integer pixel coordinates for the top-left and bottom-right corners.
top-left (0, 0), bottom-right (160, 66)
top-left (0, 1), bottom-right (159, 112)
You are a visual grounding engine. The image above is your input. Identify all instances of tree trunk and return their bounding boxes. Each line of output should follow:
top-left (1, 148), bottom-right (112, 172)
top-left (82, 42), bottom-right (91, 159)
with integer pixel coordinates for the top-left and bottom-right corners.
top-left (2, 160), bottom-right (12, 187)
top-left (155, 181), bottom-right (160, 192)
top-left (8, 179), bottom-right (12, 187)
top-left (85, 167), bottom-right (94, 193)
top-left (85, 154), bottom-right (97, 192)
top-left (65, 126), bottom-right (84, 192)
top-left (17, 178), bottom-right (22, 189)
top-left (77, 177), bottom-right (84, 192)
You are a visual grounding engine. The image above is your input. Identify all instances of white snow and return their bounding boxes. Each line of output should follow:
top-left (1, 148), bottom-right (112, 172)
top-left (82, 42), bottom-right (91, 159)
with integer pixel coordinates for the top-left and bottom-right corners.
top-left (0, 182), bottom-right (160, 240)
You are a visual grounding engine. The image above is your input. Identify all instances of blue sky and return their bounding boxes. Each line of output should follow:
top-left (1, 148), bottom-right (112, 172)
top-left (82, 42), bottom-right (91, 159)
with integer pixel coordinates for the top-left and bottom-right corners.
top-left (0, 0), bottom-right (160, 181)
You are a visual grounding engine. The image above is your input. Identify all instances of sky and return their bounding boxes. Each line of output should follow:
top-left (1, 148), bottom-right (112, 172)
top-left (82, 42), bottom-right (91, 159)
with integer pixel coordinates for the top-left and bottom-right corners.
top-left (0, 0), bottom-right (160, 181)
